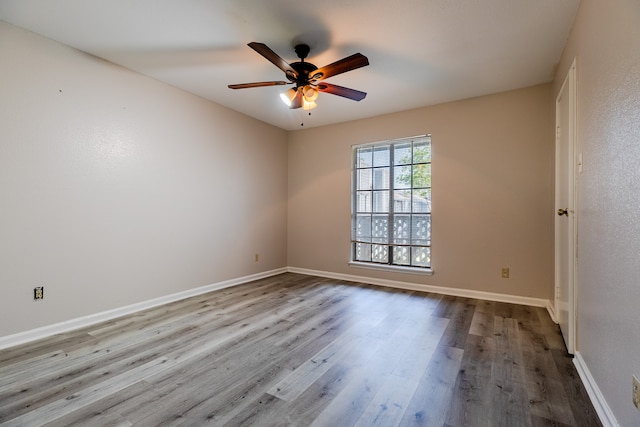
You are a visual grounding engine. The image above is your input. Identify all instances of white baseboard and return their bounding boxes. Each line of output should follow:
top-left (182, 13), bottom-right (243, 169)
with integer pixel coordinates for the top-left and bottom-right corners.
top-left (546, 300), bottom-right (559, 323)
top-left (0, 267), bottom-right (287, 351)
top-left (573, 352), bottom-right (619, 427)
top-left (288, 266), bottom-right (551, 309)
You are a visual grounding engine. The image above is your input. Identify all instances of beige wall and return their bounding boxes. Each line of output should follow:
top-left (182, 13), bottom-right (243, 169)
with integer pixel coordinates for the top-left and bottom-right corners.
top-left (553, 1), bottom-right (640, 425)
top-left (0, 21), bottom-right (288, 337)
top-left (288, 84), bottom-right (554, 299)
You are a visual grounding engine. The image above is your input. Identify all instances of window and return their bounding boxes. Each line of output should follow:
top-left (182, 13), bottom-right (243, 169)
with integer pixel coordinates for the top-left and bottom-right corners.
top-left (351, 135), bottom-right (431, 271)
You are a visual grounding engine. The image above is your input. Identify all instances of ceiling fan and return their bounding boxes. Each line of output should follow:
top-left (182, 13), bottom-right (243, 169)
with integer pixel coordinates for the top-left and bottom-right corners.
top-left (228, 42), bottom-right (369, 110)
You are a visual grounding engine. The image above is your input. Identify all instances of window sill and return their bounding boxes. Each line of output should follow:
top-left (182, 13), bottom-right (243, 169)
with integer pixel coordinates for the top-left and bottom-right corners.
top-left (348, 261), bottom-right (434, 276)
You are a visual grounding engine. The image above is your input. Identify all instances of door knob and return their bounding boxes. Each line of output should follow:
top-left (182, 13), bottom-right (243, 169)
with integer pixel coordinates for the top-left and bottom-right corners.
top-left (557, 208), bottom-right (569, 216)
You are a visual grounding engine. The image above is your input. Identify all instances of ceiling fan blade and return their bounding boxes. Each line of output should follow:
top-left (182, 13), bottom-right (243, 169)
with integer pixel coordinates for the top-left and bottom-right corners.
top-left (248, 42), bottom-right (297, 80)
top-left (312, 53), bottom-right (369, 81)
top-left (290, 89), bottom-right (303, 109)
top-left (228, 81), bottom-right (290, 89)
top-left (317, 83), bottom-right (367, 101)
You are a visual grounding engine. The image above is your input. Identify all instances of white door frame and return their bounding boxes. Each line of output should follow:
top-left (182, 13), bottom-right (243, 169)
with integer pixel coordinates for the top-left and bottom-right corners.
top-left (554, 58), bottom-right (578, 354)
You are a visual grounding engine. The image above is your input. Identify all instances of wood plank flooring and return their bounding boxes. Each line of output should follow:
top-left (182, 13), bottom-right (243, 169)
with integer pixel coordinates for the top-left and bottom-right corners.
top-left (0, 273), bottom-right (601, 426)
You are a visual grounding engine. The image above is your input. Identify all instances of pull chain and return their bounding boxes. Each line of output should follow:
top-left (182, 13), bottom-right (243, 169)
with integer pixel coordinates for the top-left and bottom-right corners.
top-left (300, 111), bottom-right (312, 127)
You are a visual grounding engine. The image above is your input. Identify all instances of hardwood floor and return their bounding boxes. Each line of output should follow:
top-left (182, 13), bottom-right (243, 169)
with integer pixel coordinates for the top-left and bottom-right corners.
top-left (0, 273), bottom-right (601, 426)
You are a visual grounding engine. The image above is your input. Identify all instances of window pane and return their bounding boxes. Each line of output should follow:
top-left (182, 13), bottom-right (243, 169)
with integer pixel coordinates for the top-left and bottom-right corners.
top-left (357, 147), bottom-right (372, 168)
top-left (412, 189), bottom-right (431, 213)
top-left (393, 246), bottom-right (410, 265)
top-left (394, 190), bottom-right (412, 213)
top-left (372, 244), bottom-right (388, 263)
top-left (372, 215), bottom-right (389, 243)
top-left (411, 214), bottom-right (431, 245)
top-left (355, 214), bottom-right (372, 242)
top-left (412, 246), bottom-right (431, 267)
top-left (393, 214), bottom-right (411, 244)
top-left (357, 191), bottom-right (371, 212)
top-left (373, 145), bottom-right (390, 167)
top-left (357, 169), bottom-right (372, 190)
top-left (373, 167), bottom-right (389, 190)
top-left (355, 242), bottom-right (372, 262)
top-left (373, 190), bottom-right (390, 212)
top-left (413, 140), bottom-right (431, 163)
top-left (394, 143), bottom-right (412, 165)
top-left (393, 165), bottom-right (412, 189)
top-left (412, 164), bottom-right (431, 188)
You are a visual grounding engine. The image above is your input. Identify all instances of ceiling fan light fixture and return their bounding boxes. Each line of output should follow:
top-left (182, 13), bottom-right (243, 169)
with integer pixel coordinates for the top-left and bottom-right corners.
top-left (302, 98), bottom-right (317, 111)
top-left (302, 85), bottom-right (319, 102)
top-left (280, 87), bottom-right (297, 106)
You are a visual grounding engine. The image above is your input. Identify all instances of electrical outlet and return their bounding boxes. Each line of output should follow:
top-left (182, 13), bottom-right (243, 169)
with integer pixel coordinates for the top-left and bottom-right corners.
top-left (633, 375), bottom-right (640, 410)
top-left (34, 286), bottom-right (44, 300)
top-left (255, 253), bottom-right (259, 262)
top-left (501, 268), bottom-right (510, 279)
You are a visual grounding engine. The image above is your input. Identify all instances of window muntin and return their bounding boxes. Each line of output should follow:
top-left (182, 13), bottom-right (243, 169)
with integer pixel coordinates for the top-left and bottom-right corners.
top-left (352, 135), bottom-right (431, 269)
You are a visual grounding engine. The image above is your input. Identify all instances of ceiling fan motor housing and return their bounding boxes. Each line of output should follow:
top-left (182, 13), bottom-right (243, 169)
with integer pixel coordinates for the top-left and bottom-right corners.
top-left (290, 61), bottom-right (320, 87)
top-left (288, 44), bottom-right (323, 88)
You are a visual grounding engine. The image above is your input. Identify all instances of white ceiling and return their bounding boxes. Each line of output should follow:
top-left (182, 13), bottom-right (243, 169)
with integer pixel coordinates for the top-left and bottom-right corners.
top-left (0, 0), bottom-right (580, 131)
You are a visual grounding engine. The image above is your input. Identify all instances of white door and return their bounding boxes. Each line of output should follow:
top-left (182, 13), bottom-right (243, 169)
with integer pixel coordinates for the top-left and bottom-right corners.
top-left (555, 59), bottom-right (577, 354)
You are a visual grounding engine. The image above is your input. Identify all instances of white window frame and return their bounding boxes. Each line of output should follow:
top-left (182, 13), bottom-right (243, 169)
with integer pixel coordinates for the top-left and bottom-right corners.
top-left (349, 135), bottom-right (433, 275)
